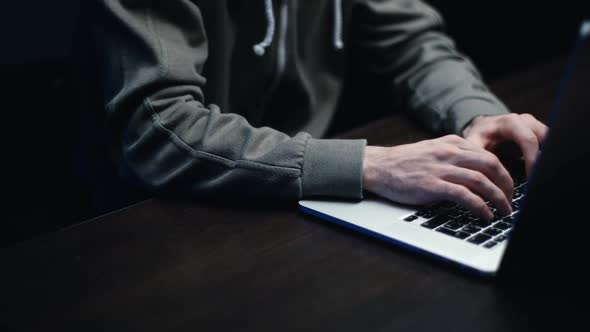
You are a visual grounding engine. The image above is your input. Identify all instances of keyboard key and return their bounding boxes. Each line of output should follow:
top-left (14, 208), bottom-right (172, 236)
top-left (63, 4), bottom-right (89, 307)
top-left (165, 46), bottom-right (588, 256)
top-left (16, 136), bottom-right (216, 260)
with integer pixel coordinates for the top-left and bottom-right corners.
top-left (422, 212), bottom-right (434, 219)
top-left (494, 222), bottom-right (512, 230)
top-left (443, 220), bottom-right (463, 230)
top-left (495, 235), bottom-right (508, 242)
top-left (502, 216), bottom-right (516, 224)
top-left (432, 207), bottom-right (449, 216)
top-left (416, 208), bottom-right (434, 217)
top-left (471, 219), bottom-right (492, 228)
top-left (468, 234), bottom-right (492, 245)
top-left (461, 225), bottom-right (481, 234)
top-left (484, 241), bottom-right (499, 249)
top-left (421, 216), bottom-right (448, 229)
top-left (403, 215), bottom-right (418, 222)
top-left (455, 216), bottom-right (471, 224)
top-left (448, 210), bottom-right (464, 218)
top-left (492, 213), bottom-right (504, 222)
top-left (483, 228), bottom-right (502, 236)
top-left (465, 214), bottom-right (492, 224)
top-left (437, 227), bottom-right (471, 239)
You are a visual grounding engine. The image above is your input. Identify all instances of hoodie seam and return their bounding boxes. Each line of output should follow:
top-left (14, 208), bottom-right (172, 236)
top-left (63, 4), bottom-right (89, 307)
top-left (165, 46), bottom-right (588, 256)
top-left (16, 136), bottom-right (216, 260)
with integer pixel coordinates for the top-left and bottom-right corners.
top-left (144, 98), bottom-right (302, 177)
top-left (141, 9), bottom-right (301, 178)
top-left (300, 135), bottom-right (312, 197)
top-left (146, 6), bottom-right (169, 80)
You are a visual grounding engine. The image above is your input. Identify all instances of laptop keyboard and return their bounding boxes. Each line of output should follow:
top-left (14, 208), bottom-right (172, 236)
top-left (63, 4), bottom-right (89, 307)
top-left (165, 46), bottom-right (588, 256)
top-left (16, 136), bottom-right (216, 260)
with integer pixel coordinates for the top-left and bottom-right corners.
top-left (402, 179), bottom-right (527, 249)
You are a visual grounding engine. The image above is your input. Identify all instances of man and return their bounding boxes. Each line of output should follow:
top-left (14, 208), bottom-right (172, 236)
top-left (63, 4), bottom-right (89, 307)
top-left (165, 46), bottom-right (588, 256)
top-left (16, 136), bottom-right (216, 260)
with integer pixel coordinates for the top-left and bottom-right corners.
top-left (84, 0), bottom-right (547, 219)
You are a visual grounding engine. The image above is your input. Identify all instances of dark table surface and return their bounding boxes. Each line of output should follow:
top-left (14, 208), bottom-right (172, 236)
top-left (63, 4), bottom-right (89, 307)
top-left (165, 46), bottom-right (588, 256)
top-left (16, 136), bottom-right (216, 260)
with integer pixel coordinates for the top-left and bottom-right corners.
top-left (1, 57), bottom-right (586, 332)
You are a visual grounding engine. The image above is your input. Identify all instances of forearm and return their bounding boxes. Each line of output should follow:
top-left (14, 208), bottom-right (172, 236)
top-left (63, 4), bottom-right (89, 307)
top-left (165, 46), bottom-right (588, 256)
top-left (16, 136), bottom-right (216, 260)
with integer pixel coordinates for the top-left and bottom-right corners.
top-left (121, 92), bottom-right (366, 200)
top-left (352, 0), bottom-right (510, 135)
top-left (95, 0), bottom-right (366, 200)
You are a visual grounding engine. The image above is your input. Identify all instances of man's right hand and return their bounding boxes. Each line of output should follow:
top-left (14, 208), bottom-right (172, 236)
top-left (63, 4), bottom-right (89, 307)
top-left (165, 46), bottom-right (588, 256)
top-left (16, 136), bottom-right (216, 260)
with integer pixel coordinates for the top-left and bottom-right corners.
top-left (362, 135), bottom-right (514, 220)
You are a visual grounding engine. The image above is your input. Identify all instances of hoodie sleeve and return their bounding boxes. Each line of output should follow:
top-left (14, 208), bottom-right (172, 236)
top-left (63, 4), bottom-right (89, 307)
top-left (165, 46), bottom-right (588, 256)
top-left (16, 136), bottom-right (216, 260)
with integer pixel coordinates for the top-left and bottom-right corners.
top-left (93, 0), bottom-right (366, 200)
top-left (350, 0), bottom-right (510, 134)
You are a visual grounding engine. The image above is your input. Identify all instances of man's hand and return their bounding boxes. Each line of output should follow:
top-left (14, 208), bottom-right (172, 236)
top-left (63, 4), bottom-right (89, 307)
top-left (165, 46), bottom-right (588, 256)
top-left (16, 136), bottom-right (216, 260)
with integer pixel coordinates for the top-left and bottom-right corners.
top-left (462, 113), bottom-right (548, 175)
top-left (363, 135), bottom-right (513, 220)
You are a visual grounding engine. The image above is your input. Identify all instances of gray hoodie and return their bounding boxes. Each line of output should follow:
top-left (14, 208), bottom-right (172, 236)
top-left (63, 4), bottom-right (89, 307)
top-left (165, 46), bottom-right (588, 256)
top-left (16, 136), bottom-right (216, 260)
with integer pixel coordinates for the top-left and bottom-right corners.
top-left (83, 0), bottom-right (509, 210)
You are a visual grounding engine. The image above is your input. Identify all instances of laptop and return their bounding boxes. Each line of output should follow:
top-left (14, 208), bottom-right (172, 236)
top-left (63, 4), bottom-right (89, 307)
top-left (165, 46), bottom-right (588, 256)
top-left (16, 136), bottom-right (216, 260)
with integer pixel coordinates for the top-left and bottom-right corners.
top-left (299, 21), bottom-right (590, 278)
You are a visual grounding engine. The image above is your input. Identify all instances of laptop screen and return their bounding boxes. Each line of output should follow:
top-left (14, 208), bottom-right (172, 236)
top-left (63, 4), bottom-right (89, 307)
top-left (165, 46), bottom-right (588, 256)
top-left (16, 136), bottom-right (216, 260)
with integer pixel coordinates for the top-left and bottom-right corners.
top-left (549, 21), bottom-right (590, 125)
top-left (498, 20), bottom-right (590, 283)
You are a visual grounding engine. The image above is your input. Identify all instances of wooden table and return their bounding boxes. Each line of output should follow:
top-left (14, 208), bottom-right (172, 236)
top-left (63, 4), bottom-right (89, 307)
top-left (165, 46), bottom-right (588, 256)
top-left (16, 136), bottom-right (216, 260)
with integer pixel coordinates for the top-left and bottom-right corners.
top-left (1, 57), bottom-right (584, 331)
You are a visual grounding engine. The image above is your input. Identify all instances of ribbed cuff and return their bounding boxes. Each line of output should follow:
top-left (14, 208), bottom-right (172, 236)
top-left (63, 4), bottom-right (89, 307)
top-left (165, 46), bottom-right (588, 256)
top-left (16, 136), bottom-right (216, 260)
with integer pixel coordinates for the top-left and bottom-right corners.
top-left (446, 98), bottom-right (510, 135)
top-left (301, 138), bottom-right (367, 199)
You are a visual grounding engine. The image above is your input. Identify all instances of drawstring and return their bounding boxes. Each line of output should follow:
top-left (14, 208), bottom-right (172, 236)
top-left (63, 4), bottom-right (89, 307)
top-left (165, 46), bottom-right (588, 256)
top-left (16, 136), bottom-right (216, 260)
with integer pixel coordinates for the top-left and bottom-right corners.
top-left (253, 0), bottom-right (344, 56)
top-left (333, 0), bottom-right (343, 49)
top-left (253, 0), bottom-right (276, 56)
top-left (581, 20), bottom-right (590, 39)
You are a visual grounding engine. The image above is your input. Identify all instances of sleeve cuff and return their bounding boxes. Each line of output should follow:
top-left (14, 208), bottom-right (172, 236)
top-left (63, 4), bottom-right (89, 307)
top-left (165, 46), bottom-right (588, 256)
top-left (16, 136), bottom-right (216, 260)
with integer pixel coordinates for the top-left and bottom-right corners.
top-left (445, 98), bottom-right (510, 135)
top-left (301, 138), bottom-right (367, 200)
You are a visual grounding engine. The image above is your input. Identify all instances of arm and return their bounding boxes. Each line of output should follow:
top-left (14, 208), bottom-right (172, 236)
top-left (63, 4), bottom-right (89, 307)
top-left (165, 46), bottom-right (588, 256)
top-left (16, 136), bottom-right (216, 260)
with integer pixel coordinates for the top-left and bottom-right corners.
top-left (350, 0), bottom-right (510, 135)
top-left (351, 0), bottom-right (547, 218)
top-left (93, 0), bottom-right (366, 200)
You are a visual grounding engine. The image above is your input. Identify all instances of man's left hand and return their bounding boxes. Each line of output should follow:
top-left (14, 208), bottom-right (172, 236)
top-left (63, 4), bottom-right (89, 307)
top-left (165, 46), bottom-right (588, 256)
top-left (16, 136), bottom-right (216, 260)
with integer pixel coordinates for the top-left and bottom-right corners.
top-left (462, 113), bottom-right (548, 175)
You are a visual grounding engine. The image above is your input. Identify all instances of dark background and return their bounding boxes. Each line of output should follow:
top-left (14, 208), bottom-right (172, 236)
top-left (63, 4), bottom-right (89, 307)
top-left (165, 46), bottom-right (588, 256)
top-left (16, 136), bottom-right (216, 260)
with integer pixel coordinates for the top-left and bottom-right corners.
top-left (0, 0), bottom-right (587, 247)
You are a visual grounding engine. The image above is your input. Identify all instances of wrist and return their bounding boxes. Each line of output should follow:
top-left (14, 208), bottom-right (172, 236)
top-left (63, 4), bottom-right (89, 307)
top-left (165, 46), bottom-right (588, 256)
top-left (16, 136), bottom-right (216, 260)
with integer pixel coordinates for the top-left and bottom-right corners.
top-left (362, 146), bottom-right (387, 192)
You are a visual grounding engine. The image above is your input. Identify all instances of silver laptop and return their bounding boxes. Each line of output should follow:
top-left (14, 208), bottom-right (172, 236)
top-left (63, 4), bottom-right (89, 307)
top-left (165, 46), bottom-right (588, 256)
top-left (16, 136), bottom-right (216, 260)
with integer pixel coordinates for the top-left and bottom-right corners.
top-left (299, 21), bottom-right (590, 276)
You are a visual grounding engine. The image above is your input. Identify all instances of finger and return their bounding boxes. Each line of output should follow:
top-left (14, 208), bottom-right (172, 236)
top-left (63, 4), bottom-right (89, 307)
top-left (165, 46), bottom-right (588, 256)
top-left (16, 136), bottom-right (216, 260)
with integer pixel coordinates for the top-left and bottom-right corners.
top-left (499, 117), bottom-right (539, 175)
top-left (519, 113), bottom-right (549, 146)
top-left (433, 181), bottom-right (493, 221)
top-left (454, 148), bottom-right (514, 201)
top-left (441, 166), bottom-right (512, 217)
top-left (462, 134), bottom-right (486, 150)
top-left (441, 134), bottom-right (484, 152)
